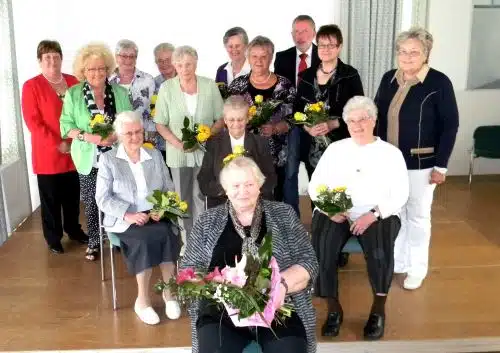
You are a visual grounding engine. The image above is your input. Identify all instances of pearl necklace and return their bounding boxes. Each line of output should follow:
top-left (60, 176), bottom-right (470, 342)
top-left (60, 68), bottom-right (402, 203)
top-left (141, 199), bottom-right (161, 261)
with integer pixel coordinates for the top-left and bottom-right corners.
top-left (43, 74), bottom-right (64, 84)
top-left (319, 63), bottom-right (335, 75)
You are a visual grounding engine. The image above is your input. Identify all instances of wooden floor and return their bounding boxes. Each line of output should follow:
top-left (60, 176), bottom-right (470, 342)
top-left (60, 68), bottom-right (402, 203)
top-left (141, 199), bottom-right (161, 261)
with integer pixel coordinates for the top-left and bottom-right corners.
top-left (1, 176), bottom-right (500, 352)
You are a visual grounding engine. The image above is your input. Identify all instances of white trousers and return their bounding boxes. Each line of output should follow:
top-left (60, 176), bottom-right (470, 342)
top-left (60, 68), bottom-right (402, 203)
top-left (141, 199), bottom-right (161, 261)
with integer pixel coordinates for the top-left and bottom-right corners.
top-left (170, 166), bottom-right (205, 254)
top-left (394, 168), bottom-right (436, 279)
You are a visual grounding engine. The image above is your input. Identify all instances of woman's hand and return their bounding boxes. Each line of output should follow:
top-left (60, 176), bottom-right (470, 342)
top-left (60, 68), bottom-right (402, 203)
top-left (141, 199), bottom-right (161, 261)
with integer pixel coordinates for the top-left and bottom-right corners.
top-left (124, 212), bottom-right (150, 226)
top-left (58, 141), bottom-right (70, 154)
top-left (260, 123), bottom-right (274, 137)
top-left (350, 212), bottom-right (377, 236)
top-left (329, 212), bottom-right (347, 223)
top-left (150, 212), bottom-right (162, 222)
top-left (84, 133), bottom-right (102, 145)
top-left (430, 170), bottom-right (446, 185)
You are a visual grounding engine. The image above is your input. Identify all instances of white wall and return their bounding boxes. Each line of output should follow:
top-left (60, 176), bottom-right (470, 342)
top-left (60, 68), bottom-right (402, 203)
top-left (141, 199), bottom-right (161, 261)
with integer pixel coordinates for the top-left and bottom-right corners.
top-left (13, 0), bottom-right (335, 210)
top-left (428, 0), bottom-right (500, 175)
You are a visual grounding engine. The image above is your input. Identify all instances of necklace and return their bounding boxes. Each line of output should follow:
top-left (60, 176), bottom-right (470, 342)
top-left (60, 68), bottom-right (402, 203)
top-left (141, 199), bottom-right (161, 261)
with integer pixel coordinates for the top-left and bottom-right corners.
top-left (319, 63), bottom-right (335, 75)
top-left (251, 71), bottom-right (272, 84)
top-left (43, 74), bottom-right (63, 84)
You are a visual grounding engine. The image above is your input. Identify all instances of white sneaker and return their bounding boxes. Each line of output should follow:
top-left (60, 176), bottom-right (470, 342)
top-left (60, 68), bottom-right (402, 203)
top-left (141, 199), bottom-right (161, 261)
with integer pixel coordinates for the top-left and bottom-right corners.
top-left (165, 300), bottom-right (181, 320)
top-left (403, 276), bottom-right (424, 290)
top-left (134, 301), bottom-right (160, 325)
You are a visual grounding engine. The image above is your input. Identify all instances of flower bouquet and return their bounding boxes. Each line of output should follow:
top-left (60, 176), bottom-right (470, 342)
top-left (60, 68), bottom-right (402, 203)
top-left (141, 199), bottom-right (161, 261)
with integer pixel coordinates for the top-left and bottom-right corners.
top-left (149, 94), bottom-right (158, 119)
top-left (292, 101), bottom-right (332, 148)
top-left (89, 113), bottom-right (114, 139)
top-left (155, 233), bottom-right (294, 329)
top-left (146, 190), bottom-right (189, 223)
top-left (313, 185), bottom-right (353, 217)
top-left (181, 117), bottom-right (211, 152)
top-left (216, 82), bottom-right (230, 100)
top-left (222, 145), bottom-right (246, 166)
top-left (247, 95), bottom-right (282, 133)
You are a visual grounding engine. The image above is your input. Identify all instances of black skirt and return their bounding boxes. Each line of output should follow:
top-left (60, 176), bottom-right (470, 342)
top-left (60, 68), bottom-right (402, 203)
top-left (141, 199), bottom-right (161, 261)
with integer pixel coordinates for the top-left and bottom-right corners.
top-left (115, 220), bottom-right (181, 275)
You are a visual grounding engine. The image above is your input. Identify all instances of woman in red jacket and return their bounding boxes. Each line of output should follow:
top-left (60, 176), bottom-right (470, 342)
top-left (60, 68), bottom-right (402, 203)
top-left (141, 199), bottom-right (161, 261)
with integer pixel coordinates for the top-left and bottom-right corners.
top-left (22, 40), bottom-right (88, 254)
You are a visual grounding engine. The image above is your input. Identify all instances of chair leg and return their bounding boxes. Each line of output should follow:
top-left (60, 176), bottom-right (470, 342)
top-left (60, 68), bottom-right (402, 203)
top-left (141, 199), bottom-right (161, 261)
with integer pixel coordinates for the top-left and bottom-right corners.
top-left (469, 152), bottom-right (475, 185)
top-left (99, 211), bottom-right (105, 281)
top-left (110, 242), bottom-right (118, 310)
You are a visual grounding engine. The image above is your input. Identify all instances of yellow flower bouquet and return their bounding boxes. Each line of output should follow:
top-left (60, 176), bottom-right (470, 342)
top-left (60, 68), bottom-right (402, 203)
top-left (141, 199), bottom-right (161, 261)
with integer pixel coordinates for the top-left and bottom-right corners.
top-left (146, 190), bottom-right (190, 223)
top-left (149, 94), bottom-right (158, 119)
top-left (313, 185), bottom-right (353, 216)
top-left (89, 113), bottom-right (114, 139)
top-left (181, 117), bottom-right (211, 152)
top-left (222, 145), bottom-right (246, 166)
top-left (247, 95), bottom-right (282, 132)
top-left (292, 101), bottom-right (332, 147)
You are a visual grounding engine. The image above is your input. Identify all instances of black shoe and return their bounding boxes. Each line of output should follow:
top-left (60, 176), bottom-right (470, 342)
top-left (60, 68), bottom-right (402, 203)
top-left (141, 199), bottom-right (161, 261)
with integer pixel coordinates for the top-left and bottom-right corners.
top-left (321, 312), bottom-right (343, 337)
top-left (68, 232), bottom-right (89, 244)
top-left (363, 313), bottom-right (385, 340)
top-left (49, 243), bottom-right (64, 254)
top-left (338, 252), bottom-right (349, 268)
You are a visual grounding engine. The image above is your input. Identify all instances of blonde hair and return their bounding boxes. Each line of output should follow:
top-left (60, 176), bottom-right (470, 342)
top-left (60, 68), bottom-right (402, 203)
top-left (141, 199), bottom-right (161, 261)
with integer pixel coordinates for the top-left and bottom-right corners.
top-left (396, 27), bottom-right (433, 60)
top-left (219, 156), bottom-right (266, 191)
top-left (73, 42), bottom-right (116, 81)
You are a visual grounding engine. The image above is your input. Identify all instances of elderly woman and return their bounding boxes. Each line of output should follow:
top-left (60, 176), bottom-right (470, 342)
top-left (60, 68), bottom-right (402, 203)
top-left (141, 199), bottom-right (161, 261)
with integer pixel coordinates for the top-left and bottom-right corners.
top-left (182, 156), bottom-right (318, 353)
top-left (215, 27), bottom-right (251, 85)
top-left (309, 96), bottom-right (409, 340)
top-left (109, 39), bottom-right (156, 145)
top-left (198, 95), bottom-right (277, 208)
top-left (60, 43), bottom-right (132, 261)
top-left (375, 27), bottom-right (459, 290)
top-left (21, 40), bottom-right (87, 254)
top-left (228, 36), bottom-right (296, 202)
top-left (95, 111), bottom-right (180, 325)
top-left (154, 45), bottom-right (224, 252)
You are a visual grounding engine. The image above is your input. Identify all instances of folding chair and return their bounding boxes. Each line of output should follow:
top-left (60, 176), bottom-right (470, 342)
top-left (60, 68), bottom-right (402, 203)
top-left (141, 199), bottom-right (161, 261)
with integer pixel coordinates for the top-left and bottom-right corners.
top-left (99, 210), bottom-right (120, 310)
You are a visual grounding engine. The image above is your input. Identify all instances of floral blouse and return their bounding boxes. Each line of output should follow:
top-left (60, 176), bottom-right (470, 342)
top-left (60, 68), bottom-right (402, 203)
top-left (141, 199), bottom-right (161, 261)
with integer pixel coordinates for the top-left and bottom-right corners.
top-left (228, 73), bottom-right (296, 167)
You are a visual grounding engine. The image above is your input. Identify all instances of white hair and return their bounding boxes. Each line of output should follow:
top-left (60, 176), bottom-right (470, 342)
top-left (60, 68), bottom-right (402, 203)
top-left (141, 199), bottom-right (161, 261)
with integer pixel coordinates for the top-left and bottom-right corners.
top-left (223, 95), bottom-right (249, 119)
top-left (342, 96), bottom-right (378, 122)
top-left (172, 45), bottom-right (198, 64)
top-left (154, 42), bottom-right (175, 59)
top-left (113, 111), bottom-right (143, 135)
top-left (115, 39), bottom-right (138, 55)
top-left (219, 156), bottom-right (266, 191)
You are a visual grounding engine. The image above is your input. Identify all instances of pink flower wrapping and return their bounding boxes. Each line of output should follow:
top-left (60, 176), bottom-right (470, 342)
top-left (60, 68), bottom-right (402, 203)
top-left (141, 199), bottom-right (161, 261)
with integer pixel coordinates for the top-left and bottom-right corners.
top-left (224, 256), bottom-right (282, 328)
top-left (176, 268), bottom-right (197, 284)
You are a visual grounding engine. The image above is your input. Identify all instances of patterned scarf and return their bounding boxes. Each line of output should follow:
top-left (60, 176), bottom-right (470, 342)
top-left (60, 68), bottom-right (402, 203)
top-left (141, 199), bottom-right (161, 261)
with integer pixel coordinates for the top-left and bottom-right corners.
top-left (228, 198), bottom-right (264, 258)
top-left (82, 80), bottom-right (117, 153)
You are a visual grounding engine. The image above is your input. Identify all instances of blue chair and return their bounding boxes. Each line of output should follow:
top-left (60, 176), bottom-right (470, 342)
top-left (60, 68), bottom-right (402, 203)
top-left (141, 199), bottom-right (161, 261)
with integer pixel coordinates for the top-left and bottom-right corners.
top-left (342, 236), bottom-right (362, 253)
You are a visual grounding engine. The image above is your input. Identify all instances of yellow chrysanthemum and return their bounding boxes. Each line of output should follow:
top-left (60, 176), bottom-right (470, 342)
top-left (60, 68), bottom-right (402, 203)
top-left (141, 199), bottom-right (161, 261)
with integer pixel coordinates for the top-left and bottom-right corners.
top-left (316, 184), bottom-right (329, 194)
top-left (317, 101), bottom-right (324, 107)
top-left (151, 95), bottom-right (158, 105)
top-left (334, 186), bottom-right (347, 193)
top-left (142, 142), bottom-right (155, 149)
top-left (233, 145), bottom-right (245, 155)
top-left (197, 132), bottom-right (210, 143)
top-left (150, 108), bottom-right (156, 117)
top-left (223, 154), bottom-right (235, 164)
top-left (294, 112), bottom-right (307, 122)
top-left (197, 124), bottom-right (211, 136)
top-left (179, 201), bottom-right (188, 213)
top-left (90, 114), bottom-right (105, 128)
top-left (254, 95), bottom-right (264, 104)
top-left (248, 105), bottom-right (257, 117)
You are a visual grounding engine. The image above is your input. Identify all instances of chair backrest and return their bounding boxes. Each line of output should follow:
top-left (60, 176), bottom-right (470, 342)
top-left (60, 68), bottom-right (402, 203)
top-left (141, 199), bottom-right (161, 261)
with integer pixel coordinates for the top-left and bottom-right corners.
top-left (473, 125), bottom-right (500, 158)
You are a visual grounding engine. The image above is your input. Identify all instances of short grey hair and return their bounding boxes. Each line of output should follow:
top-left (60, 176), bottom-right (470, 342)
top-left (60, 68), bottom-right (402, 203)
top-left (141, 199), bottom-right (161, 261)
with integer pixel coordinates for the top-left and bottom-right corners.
top-left (115, 39), bottom-right (138, 55)
top-left (220, 156), bottom-right (266, 191)
top-left (342, 96), bottom-right (378, 122)
top-left (154, 42), bottom-right (175, 59)
top-left (223, 27), bottom-right (249, 46)
top-left (247, 36), bottom-right (275, 57)
top-left (292, 15), bottom-right (316, 31)
top-left (172, 45), bottom-right (198, 64)
top-left (396, 27), bottom-right (433, 59)
top-left (223, 95), bottom-right (249, 118)
top-left (114, 111), bottom-right (144, 135)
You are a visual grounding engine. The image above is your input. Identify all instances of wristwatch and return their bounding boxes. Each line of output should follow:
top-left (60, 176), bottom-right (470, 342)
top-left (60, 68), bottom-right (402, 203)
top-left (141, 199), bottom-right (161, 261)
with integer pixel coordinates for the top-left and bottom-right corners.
top-left (370, 208), bottom-right (381, 220)
top-left (77, 131), bottom-right (85, 142)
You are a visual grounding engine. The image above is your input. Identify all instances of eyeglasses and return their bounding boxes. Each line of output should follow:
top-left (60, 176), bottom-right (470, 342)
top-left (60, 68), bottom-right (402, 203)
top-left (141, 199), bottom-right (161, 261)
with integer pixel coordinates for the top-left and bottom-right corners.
top-left (346, 116), bottom-right (372, 125)
top-left (397, 50), bottom-right (422, 58)
top-left (318, 44), bottom-right (339, 50)
top-left (118, 54), bottom-right (137, 60)
top-left (156, 59), bottom-right (171, 65)
top-left (86, 67), bottom-right (107, 73)
top-left (121, 129), bottom-right (144, 137)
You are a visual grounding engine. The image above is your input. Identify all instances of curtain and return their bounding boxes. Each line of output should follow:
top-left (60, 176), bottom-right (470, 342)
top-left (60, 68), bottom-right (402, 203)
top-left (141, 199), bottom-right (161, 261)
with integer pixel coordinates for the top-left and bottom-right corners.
top-left (339, 0), bottom-right (402, 97)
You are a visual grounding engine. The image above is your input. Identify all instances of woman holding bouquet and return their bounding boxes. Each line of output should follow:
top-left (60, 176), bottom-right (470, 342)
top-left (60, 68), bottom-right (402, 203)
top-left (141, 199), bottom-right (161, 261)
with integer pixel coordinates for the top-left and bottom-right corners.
top-left (228, 36), bottom-right (295, 202)
top-left (95, 111), bottom-right (181, 325)
top-left (308, 96), bottom-right (409, 340)
top-left (60, 43), bottom-right (131, 261)
top-left (182, 157), bottom-right (318, 353)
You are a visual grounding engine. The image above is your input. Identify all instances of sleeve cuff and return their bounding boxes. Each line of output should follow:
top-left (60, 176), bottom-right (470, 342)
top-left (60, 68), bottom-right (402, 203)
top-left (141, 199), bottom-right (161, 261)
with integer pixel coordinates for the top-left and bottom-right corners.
top-left (433, 166), bottom-right (448, 175)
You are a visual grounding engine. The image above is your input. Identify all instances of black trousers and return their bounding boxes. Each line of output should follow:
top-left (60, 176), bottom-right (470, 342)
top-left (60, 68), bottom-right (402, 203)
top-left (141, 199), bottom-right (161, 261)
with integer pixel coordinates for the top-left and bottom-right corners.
top-left (79, 168), bottom-right (100, 249)
top-left (312, 211), bottom-right (401, 298)
top-left (37, 171), bottom-right (84, 247)
top-left (274, 165), bottom-right (285, 202)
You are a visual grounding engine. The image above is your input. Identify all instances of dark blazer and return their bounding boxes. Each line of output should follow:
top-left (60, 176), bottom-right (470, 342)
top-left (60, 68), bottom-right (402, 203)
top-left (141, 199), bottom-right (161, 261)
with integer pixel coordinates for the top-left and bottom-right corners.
top-left (294, 58), bottom-right (364, 142)
top-left (197, 130), bottom-right (277, 208)
top-left (375, 67), bottom-right (459, 170)
top-left (215, 62), bottom-right (228, 84)
top-left (274, 44), bottom-right (320, 88)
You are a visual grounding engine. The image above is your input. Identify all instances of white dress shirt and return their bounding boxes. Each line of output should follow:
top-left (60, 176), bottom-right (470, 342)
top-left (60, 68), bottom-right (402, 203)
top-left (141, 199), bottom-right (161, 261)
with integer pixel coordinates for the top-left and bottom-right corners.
top-left (184, 92), bottom-right (198, 117)
top-left (308, 137), bottom-right (409, 221)
top-left (230, 133), bottom-right (245, 151)
top-left (105, 145), bottom-right (153, 233)
top-left (224, 60), bottom-right (251, 85)
top-left (295, 45), bottom-right (313, 86)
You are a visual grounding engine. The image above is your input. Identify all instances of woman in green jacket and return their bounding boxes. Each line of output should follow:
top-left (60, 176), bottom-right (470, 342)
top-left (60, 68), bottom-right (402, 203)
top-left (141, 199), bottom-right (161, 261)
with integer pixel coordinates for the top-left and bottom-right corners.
top-left (60, 43), bottom-right (132, 261)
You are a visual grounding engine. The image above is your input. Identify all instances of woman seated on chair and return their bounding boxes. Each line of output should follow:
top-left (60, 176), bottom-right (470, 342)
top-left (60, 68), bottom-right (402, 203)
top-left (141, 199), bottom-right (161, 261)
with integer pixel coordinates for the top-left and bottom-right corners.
top-left (198, 95), bottom-right (277, 208)
top-left (308, 96), bottom-right (409, 340)
top-left (95, 111), bottom-right (181, 325)
top-left (182, 156), bottom-right (318, 353)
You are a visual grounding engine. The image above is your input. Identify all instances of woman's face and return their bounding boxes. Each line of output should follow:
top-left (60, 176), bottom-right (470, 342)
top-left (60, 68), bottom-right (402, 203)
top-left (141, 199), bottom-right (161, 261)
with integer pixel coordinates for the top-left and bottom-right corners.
top-left (224, 108), bottom-right (248, 139)
top-left (39, 52), bottom-right (62, 77)
top-left (83, 56), bottom-right (107, 88)
top-left (317, 35), bottom-right (341, 63)
top-left (116, 47), bottom-right (137, 73)
top-left (174, 55), bottom-right (197, 81)
top-left (397, 38), bottom-right (427, 74)
top-left (225, 167), bottom-right (261, 210)
top-left (119, 121), bottom-right (144, 151)
top-left (345, 108), bottom-right (376, 142)
top-left (225, 35), bottom-right (247, 63)
top-left (248, 46), bottom-right (272, 76)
